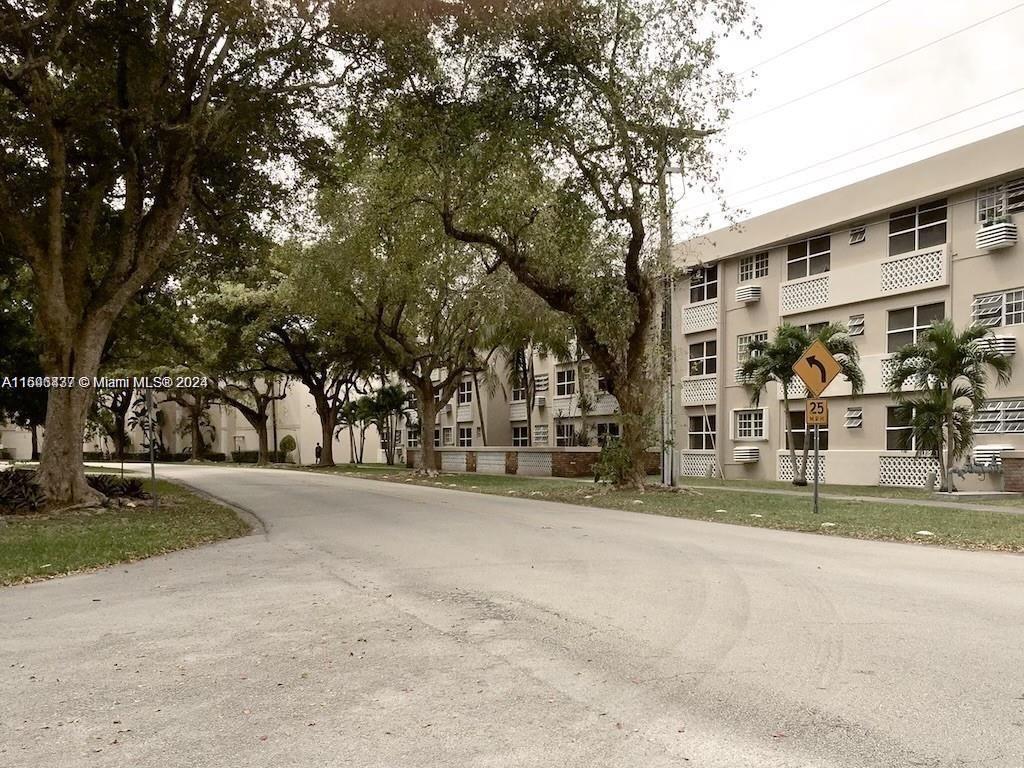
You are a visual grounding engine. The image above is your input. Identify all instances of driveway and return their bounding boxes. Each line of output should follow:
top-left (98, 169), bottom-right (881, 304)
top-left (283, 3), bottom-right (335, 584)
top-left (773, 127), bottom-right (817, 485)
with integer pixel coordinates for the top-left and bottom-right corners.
top-left (3, 465), bottom-right (1023, 767)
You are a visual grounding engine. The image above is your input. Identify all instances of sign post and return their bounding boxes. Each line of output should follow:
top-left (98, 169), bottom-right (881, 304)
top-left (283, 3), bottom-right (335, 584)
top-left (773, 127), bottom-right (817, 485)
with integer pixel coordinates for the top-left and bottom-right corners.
top-left (794, 342), bottom-right (842, 514)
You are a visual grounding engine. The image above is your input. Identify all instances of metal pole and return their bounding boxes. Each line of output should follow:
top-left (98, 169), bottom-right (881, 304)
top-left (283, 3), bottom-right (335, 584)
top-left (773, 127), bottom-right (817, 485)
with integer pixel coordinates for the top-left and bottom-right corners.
top-left (812, 423), bottom-right (820, 514)
top-left (147, 388), bottom-right (157, 511)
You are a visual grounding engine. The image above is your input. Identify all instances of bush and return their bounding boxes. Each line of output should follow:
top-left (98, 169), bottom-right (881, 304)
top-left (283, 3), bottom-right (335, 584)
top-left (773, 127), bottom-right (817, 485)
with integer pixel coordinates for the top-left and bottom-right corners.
top-left (0, 449), bottom-right (12, 460)
top-left (86, 474), bottom-right (150, 499)
top-left (593, 439), bottom-right (633, 485)
top-left (232, 450), bottom-right (260, 463)
top-left (0, 469), bottom-right (46, 515)
top-left (278, 435), bottom-right (297, 454)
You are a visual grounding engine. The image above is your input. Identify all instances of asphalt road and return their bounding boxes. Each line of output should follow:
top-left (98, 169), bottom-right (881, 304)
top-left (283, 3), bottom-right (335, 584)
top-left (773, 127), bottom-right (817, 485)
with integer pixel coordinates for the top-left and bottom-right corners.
top-left (3, 465), bottom-right (1024, 767)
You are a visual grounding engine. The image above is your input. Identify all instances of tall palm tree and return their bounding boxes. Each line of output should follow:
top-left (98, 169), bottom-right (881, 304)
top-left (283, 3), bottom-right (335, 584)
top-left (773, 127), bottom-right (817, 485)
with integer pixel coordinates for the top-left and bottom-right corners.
top-left (741, 323), bottom-right (864, 486)
top-left (887, 320), bottom-right (1012, 491)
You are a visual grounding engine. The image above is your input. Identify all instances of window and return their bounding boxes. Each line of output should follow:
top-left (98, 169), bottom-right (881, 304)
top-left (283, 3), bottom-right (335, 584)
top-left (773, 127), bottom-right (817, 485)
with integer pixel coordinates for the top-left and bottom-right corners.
top-left (848, 314), bottom-right (865, 337)
top-left (442, 427), bottom-right (454, 446)
top-left (888, 199), bottom-right (946, 257)
top-left (887, 302), bottom-right (944, 352)
top-left (406, 427), bottom-right (421, 448)
top-left (738, 252), bottom-right (768, 282)
top-left (596, 374), bottom-right (610, 393)
top-left (458, 426), bottom-right (473, 447)
top-left (736, 331), bottom-right (767, 364)
top-left (797, 321), bottom-right (829, 337)
top-left (849, 226), bottom-right (866, 245)
top-left (556, 368), bottom-right (576, 397)
top-left (595, 422), bottom-right (620, 445)
top-left (786, 411), bottom-right (829, 451)
top-left (886, 406), bottom-right (915, 451)
top-left (433, 389), bottom-right (442, 403)
top-left (688, 340), bottom-right (717, 376)
top-left (786, 235), bottom-right (830, 280)
top-left (512, 425), bottom-right (530, 447)
top-left (457, 379), bottom-right (473, 405)
top-left (972, 289), bottom-right (1024, 327)
top-left (393, 430), bottom-right (402, 447)
top-left (688, 414), bottom-right (716, 450)
top-left (977, 177), bottom-right (1024, 223)
top-left (510, 381), bottom-right (527, 402)
top-left (534, 424), bottom-right (549, 446)
top-left (434, 428), bottom-right (441, 448)
top-left (734, 409), bottom-right (765, 440)
top-left (975, 400), bottom-right (1024, 434)
top-left (556, 423), bottom-right (577, 446)
top-left (689, 264), bottom-right (718, 303)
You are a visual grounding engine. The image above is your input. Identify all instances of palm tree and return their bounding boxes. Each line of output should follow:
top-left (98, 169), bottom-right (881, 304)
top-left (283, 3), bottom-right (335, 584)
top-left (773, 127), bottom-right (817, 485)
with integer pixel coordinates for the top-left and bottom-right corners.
top-left (741, 323), bottom-right (864, 486)
top-left (887, 320), bottom-right (1012, 491)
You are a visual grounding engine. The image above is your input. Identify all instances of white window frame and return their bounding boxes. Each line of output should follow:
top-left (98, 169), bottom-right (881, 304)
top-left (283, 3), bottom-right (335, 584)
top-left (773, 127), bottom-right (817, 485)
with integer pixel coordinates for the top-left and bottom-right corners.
top-left (688, 414), bottom-right (716, 450)
top-left (972, 288), bottom-right (1024, 327)
top-left (738, 252), bottom-right (768, 282)
top-left (433, 428), bottom-right (441, 448)
top-left (457, 426), bottom-right (473, 447)
top-left (457, 379), bottom-right (473, 405)
top-left (786, 410), bottom-right (829, 451)
top-left (512, 425), bottom-right (530, 447)
top-left (732, 408), bottom-right (766, 441)
top-left (556, 368), bottom-right (577, 397)
top-left (786, 234), bottom-right (831, 281)
top-left (888, 198), bottom-right (947, 257)
top-left (689, 264), bottom-right (719, 303)
top-left (886, 406), bottom-right (916, 451)
top-left (847, 314), bottom-right (865, 337)
top-left (407, 427), bottom-right (421, 448)
top-left (977, 177), bottom-right (1024, 224)
top-left (887, 302), bottom-right (944, 353)
top-left (555, 422), bottom-right (577, 447)
top-left (688, 340), bottom-right (717, 377)
top-left (595, 422), bottom-right (620, 442)
top-left (510, 382), bottom-right (527, 402)
top-left (736, 331), bottom-right (767, 364)
top-left (442, 426), bottom-right (454, 446)
top-left (848, 225), bottom-right (866, 245)
top-left (975, 400), bottom-right (1024, 434)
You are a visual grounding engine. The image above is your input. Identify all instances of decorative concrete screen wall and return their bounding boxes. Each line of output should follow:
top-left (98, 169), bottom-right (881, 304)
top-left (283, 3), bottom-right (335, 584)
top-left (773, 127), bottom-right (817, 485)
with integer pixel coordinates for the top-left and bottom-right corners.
top-left (441, 451), bottom-right (467, 473)
top-left (780, 274), bottom-right (829, 314)
top-left (406, 447), bottom-right (659, 478)
top-left (778, 453), bottom-right (825, 483)
top-left (683, 300), bottom-right (718, 334)
top-left (878, 455), bottom-right (940, 488)
top-left (879, 247), bottom-right (945, 293)
top-left (476, 451), bottom-right (506, 475)
top-left (679, 450), bottom-right (717, 478)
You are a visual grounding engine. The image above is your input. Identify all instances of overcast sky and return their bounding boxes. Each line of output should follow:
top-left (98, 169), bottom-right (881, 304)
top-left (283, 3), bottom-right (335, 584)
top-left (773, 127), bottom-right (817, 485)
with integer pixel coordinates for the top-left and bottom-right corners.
top-left (675, 0), bottom-right (1024, 236)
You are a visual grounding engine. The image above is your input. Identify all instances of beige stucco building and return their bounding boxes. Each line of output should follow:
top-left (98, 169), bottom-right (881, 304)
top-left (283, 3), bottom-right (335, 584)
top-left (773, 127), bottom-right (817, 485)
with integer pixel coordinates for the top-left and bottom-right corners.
top-left (672, 125), bottom-right (1024, 489)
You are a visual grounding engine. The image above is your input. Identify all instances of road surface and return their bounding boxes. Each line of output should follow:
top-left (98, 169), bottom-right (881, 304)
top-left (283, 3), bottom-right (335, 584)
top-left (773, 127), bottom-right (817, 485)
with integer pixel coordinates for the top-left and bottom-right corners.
top-left (3, 465), bottom-right (1024, 767)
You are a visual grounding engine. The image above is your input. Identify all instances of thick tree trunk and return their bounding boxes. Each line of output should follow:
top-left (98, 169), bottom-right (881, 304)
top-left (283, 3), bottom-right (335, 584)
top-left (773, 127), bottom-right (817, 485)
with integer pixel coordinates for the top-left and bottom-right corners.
top-left (783, 390), bottom-right (807, 486)
top-left (38, 385), bottom-right (100, 506)
top-left (256, 421), bottom-right (270, 466)
top-left (473, 373), bottom-right (487, 446)
top-left (944, 410), bottom-right (956, 492)
top-left (417, 396), bottom-right (439, 475)
top-left (613, 384), bottom-right (650, 490)
top-left (30, 425), bottom-right (39, 461)
top-left (189, 405), bottom-right (204, 462)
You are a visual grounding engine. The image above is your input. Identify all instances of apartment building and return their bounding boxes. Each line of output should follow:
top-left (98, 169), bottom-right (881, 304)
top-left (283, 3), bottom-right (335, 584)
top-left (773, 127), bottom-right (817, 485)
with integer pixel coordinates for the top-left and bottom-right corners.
top-left (418, 351), bottom-right (622, 454)
top-left (672, 125), bottom-right (1024, 489)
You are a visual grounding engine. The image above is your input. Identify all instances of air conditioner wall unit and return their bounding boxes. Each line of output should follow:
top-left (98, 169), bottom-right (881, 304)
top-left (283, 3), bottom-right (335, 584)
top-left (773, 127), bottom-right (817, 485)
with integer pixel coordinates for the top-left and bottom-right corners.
top-left (735, 284), bottom-right (762, 304)
top-left (536, 396), bottom-right (547, 408)
top-left (733, 446), bottom-right (760, 464)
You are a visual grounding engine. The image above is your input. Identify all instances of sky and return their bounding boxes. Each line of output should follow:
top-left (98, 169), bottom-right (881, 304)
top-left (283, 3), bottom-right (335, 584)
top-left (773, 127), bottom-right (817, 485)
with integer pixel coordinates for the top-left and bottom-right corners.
top-left (674, 0), bottom-right (1024, 236)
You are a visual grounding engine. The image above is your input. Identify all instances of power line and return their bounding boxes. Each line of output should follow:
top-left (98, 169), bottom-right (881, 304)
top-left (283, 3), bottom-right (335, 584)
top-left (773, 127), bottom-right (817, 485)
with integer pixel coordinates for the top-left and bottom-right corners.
top-left (679, 85), bottom-right (1024, 213)
top-left (738, 1), bottom-right (1024, 124)
top-left (740, 0), bottom-right (896, 75)
top-left (695, 107), bottom-right (1024, 216)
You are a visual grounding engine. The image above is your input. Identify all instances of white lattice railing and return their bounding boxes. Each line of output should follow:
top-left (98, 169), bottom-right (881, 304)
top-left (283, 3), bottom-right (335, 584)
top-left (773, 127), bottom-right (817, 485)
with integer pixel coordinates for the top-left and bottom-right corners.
top-left (683, 300), bottom-right (719, 333)
top-left (680, 450), bottom-right (717, 478)
top-left (682, 375), bottom-right (717, 405)
top-left (778, 453), bottom-right (825, 483)
top-left (878, 454), bottom-right (939, 488)
top-left (880, 246), bottom-right (946, 293)
top-left (780, 274), bottom-right (830, 315)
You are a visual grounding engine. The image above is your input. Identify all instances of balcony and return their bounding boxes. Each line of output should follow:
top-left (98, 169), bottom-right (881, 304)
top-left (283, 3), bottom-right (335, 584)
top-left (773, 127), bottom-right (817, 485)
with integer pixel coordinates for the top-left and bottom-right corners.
top-left (976, 220), bottom-right (1018, 251)
top-left (683, 299), bottom-right (719, 334)
top-left (682, 375), bottom-right (717, 405)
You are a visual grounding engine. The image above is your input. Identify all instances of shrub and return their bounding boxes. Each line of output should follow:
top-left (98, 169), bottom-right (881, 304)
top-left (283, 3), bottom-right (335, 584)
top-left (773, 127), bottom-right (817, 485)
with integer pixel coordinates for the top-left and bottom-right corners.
top-left (232, 450), bottom-right (260, 463)
top-left (0, 469), bottom-right (46, 514)
top-left (593, 439), bottom-right (632, 485)
top-left (0, 449), bottom-right (12, 460)
top-left (278, 435), bottom-right (297, 454)
top-left (86, 474), bottom-right (150, 499)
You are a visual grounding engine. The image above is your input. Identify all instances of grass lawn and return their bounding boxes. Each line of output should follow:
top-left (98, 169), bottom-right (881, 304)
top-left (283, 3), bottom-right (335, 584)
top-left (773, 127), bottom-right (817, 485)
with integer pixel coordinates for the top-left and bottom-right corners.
top-left (306, 464), bottom-right (1024, 552)
top-left (0, 479), bottom-right (250, 586)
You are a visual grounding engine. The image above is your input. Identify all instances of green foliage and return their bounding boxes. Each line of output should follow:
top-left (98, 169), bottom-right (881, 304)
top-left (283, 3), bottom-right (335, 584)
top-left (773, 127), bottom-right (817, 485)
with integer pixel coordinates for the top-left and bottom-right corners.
top-left (85, 475), bottom-right (149, 500)
top-left (0, 470), bottom-right (46, 515)
top-left (593, 439), bottom-right (633, 485)
top-left (278, 435), bottom-right (297, 454)
top-left (888, 319), bottom-right (1014, 488)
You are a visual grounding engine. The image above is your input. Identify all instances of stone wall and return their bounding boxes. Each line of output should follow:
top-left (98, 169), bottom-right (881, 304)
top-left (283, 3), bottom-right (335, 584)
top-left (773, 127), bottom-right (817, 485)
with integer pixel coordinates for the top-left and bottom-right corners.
top-left (406, 446), bottom-right (659, 478)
